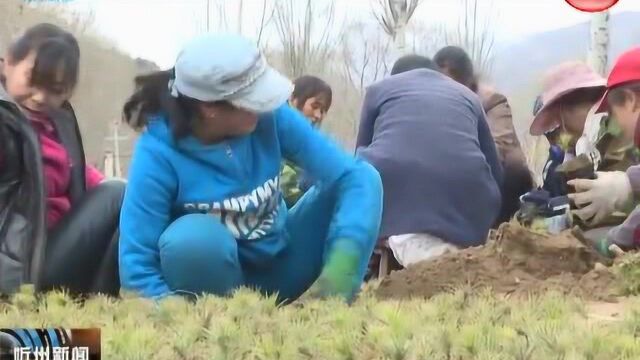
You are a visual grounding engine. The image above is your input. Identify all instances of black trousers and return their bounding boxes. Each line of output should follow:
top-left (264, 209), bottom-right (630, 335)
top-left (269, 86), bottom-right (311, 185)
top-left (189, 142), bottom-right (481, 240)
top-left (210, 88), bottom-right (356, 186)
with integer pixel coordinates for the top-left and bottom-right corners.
top-left (39, 180), bottom-right (125, 296)
top-left (495, 158), bottom-right (534, 226)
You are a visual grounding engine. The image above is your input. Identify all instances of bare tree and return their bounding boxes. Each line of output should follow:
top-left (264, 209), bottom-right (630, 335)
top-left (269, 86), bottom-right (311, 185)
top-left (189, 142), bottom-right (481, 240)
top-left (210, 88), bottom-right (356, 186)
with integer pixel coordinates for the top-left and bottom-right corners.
top-left (372, 0), bottom-right (423, 56)
top-left (210, 0), bottom-right (229, 31)
top-left (588, 11), bottom-right (610, 76)
top-left (273, 0), bottom-right (338, 78)
top-left (196, 0), bottom-right (273, 49)
top-left (446, 0), bottom-right (496, 75)
top-left (256, 0), bottom-right (276, 48)
top-left (237, 0), bottom-right (244, 34)
top-left (342, 23), bottom-right (391, 93)
top-left (407, 21), bottom-right (447, 56)
top-left (207, 0), bottom-right (211, 31)
top-left (194, 0), bottom-right (226, 33)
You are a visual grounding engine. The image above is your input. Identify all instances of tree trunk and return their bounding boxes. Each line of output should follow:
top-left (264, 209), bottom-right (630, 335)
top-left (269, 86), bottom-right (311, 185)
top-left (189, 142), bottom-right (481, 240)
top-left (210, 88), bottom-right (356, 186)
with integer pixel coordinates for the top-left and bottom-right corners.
top-left (237, 0), bottom-right (244, 35)
top-left (391, 0), bottom-right (408, 56)
top-left (206, 0), bottom-right (210, 32)
top-left (394, 22), bottom-right (407, 56)
top-left (588, 11), bottom-right (609, 76)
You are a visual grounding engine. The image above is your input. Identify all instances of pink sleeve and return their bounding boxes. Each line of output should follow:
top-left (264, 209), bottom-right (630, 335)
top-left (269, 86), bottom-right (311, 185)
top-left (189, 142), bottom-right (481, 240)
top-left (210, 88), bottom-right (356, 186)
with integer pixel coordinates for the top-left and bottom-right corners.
top-left (86, 164), bottom-right (105, 189)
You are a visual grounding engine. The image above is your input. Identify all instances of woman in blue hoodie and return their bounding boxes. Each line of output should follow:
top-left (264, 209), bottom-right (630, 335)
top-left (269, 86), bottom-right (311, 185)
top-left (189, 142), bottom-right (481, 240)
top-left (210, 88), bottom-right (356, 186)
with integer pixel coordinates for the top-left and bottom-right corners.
top-left (118, 33), bottom-right (382, 303)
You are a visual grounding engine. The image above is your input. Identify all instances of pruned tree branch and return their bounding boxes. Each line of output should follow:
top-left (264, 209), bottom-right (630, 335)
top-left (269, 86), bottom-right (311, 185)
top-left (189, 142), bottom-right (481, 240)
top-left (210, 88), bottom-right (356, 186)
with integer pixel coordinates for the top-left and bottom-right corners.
top-left (341, 22), bottom-right (391, 93)
top-left (446, 0), bottom-right (496, 75)
top-left (256, 0), bottom-right (275, 47)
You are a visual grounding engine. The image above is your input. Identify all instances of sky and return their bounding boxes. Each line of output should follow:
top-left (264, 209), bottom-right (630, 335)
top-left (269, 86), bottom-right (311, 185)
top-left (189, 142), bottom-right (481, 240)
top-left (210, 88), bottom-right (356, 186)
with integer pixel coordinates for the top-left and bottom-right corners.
top-left (57, 0), bottom-right (640, 68)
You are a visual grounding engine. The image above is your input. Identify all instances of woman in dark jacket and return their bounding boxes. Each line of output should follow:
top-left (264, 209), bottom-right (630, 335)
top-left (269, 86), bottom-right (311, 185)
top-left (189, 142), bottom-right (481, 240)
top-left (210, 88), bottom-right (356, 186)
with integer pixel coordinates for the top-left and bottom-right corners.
top-left (0, 23), bottom-right (123, 296)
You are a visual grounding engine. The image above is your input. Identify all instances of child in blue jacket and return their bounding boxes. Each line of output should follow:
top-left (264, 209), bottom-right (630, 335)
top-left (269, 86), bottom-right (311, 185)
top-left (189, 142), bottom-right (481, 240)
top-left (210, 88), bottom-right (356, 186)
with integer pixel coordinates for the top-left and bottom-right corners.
top-left (118, 33), bottom-right (383, 303)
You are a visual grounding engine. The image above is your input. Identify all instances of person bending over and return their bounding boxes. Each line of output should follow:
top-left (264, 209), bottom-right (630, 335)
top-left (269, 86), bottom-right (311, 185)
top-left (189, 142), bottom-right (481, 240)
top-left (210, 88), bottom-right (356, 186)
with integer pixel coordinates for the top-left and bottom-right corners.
top-left (435, 46), bottom-right (532, 225)
top-left (119, 33), bottom-right (382, 303)
top-left (356, 54), bottom-right (502, 268)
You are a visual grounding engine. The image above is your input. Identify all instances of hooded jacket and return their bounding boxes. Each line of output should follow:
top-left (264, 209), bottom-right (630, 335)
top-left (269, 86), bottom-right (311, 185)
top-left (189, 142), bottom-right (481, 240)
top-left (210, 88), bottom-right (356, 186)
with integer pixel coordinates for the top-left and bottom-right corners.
top-left (118, 103), bottom-right (382, 298)
top-left (0, 85), bottom-right (88, 294)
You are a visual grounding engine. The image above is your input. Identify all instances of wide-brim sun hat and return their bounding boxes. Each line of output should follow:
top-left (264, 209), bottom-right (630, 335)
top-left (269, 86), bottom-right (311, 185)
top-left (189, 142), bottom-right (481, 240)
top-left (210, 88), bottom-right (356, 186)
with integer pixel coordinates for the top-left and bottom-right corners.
top-left (595, 47), bottom-right (640, 113)
top-left (169, 33), bottom-right (293, 113)
top-left (529, 61), bottom-right (606, 136)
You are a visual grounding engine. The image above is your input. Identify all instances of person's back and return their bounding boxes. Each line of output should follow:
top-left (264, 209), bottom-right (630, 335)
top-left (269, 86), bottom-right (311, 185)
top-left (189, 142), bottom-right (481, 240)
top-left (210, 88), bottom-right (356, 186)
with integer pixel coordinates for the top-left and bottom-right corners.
top-left (357, 68), bottom-right (502, 247)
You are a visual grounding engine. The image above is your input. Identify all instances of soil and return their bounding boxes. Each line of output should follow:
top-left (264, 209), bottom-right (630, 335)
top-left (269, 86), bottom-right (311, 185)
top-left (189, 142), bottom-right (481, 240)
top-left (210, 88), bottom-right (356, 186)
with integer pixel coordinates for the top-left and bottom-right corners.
top-left (376, 223), bottom-right (617, 301)
top-left (585, 298), bottom-right (632, 324)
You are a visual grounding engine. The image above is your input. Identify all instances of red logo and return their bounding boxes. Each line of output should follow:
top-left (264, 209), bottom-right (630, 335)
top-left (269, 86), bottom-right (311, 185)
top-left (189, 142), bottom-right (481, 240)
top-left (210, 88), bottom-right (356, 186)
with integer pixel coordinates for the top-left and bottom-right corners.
top-left (565, 0), bottom-right (619, 12)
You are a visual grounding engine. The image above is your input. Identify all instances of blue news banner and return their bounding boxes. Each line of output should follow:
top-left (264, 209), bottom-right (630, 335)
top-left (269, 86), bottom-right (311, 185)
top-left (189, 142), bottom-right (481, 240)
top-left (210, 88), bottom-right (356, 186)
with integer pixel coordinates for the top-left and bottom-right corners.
top-left (0, 329), bottom-right (100, 360)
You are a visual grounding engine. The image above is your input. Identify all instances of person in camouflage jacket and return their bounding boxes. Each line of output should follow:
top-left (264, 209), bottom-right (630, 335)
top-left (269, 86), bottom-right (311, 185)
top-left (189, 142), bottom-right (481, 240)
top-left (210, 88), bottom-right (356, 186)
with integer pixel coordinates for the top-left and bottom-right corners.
top-left (569, 48), bottom-right (640, 256)
top-left (531, 61), bottom-right (639, 230)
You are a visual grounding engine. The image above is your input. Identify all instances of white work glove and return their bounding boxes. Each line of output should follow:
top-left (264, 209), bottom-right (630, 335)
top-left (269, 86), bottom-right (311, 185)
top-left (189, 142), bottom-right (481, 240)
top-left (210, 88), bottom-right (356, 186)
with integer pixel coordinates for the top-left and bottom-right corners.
top-left (567, 171), bottom-right (633, 225)
top-left (388, 233), bottom-right (459, 267)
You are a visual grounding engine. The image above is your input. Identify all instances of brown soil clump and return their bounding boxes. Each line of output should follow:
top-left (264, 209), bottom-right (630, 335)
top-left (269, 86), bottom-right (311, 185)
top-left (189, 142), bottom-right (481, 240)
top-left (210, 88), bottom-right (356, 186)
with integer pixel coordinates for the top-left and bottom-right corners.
top-left (376, 223), bottom-right (616, 301)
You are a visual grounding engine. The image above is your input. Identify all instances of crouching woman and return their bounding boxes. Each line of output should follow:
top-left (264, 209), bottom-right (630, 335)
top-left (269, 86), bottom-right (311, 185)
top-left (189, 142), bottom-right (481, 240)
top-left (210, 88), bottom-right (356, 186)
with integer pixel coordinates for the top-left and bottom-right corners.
top-left (118, 33), bottom-right (383, 303)
top-left (0, 23), bottom-right (123, 296)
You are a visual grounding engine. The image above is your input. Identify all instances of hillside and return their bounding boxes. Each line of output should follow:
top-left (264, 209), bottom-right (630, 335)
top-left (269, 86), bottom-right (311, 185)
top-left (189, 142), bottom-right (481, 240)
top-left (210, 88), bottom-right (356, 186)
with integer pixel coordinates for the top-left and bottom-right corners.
top-left (489, 11), bottom-right (640, 175)
top-left (492, 11), bottom-right (640, 96)
top-left (0, 0), bottom-right (138, 168)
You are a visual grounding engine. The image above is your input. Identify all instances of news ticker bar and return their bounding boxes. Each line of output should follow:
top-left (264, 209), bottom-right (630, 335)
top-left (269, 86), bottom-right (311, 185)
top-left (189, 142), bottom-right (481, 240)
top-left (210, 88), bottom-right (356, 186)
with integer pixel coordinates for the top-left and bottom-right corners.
top-left (0, 329), bottom-right (100, 360)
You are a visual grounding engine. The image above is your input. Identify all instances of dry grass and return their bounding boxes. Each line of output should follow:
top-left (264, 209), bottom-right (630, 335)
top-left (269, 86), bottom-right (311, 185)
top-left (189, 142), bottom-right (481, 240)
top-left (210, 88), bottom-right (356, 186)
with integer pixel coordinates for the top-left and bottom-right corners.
top-left (2, 285), bottom-right (640, 359)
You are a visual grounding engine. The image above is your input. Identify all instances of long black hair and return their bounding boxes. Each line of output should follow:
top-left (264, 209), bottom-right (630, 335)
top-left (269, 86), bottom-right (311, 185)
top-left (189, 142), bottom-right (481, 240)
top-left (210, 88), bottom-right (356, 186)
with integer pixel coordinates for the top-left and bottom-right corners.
top-left (123, 69), bottom-right (201, 138)
top-left (6, 23), bottom-right (80, 93)
top-left (291, 75), bottom-right (332, 111)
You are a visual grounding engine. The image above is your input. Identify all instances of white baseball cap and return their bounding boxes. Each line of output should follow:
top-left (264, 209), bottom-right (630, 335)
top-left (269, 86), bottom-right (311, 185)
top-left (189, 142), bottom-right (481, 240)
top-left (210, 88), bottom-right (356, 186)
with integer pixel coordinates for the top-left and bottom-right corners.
top-left (169, 33), bottom-right (293, 113)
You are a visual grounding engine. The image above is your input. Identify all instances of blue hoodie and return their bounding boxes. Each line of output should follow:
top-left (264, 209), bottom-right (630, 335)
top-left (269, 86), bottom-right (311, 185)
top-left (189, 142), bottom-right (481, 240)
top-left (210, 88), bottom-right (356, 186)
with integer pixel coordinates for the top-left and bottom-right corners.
top-left (119, 104), bottom-right (381, 298)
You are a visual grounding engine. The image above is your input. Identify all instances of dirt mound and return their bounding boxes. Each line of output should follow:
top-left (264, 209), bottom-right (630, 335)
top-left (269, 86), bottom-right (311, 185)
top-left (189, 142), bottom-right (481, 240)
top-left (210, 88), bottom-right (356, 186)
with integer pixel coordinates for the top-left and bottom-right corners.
top-left (376, 223), bottom-right (616, 301)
